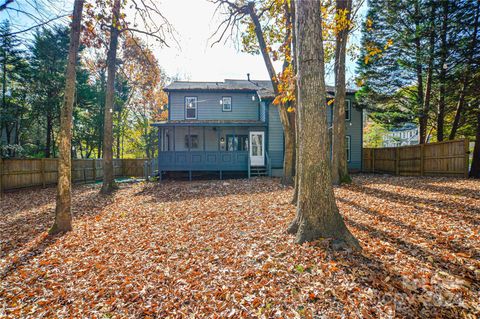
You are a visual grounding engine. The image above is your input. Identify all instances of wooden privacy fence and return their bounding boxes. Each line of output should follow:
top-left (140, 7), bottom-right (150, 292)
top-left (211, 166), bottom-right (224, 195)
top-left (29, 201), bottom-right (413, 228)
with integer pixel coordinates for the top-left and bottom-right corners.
top-left (0, 158), bottom-right (148, 192)
top-left (363, 139), bottom-right (470, 177)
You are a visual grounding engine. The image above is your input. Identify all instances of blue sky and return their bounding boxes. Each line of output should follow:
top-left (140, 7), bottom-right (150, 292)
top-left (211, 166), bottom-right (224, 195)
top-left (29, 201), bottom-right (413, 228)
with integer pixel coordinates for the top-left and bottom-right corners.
top-left (1, 0), bottom-right (365, 86)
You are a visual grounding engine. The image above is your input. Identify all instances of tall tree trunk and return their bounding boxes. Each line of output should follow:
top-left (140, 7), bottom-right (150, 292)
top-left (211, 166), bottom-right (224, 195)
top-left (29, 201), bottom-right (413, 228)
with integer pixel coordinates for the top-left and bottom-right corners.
top-left (2, 49), bottom-right (6, 109)
top-left (49, 0), bottom-right (84, 235)
top-left (247, 2), bottom-right (295, 185)
top-left (287, 0), bottom-right (360, 250)
top-left (45, 112), bottom-right (52, 158)
top-left (332, 0), bottom-right (352, 185)
top-left (101, 0), bottom-right (121, 194)
top-left (414, 0), bottom-right (426, 144)
top-left (116, 109), bottom-right (121, 159)
top-left (420, 2), bottom-right (436, 144)
top-left (2, 48), bottom-right (6, 150)
top-left (470, 104), bottom-right (480, 178)
top-left (291, 0), bottom-right (299, 204)
top-left (449, 1), bottom-right (479, 140)
top-left (437, 0), bottom-right (448, 142)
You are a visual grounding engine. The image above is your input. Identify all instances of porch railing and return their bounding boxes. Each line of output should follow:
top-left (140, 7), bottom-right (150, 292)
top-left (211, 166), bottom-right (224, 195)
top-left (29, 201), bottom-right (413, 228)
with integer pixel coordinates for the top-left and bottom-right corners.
top-left (248, 154), bottom-right (251, 178)
top-left (265, 151), bottom-right (272, 177)
top-left (157, 151), bottom-right (249, 172)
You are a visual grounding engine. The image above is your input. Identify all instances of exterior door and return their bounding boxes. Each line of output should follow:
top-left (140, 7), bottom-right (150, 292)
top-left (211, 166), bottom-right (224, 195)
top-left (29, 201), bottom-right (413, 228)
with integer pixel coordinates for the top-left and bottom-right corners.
top-left (249, 131), bottom-right (265, 166)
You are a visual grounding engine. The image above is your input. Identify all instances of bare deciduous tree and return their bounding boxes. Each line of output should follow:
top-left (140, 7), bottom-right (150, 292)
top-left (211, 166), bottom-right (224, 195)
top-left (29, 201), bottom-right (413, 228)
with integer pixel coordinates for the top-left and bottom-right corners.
top-left (98, 0), bottom-right (173, 193)
top-left (49, 0), bottom-right (85, 234)
top-left (210, 0), bottom-right (296, 185)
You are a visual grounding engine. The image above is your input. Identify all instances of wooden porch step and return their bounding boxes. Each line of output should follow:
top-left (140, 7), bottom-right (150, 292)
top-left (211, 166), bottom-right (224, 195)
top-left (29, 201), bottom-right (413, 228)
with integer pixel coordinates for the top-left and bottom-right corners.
top-left (250, 166), bottom-right (268, 177)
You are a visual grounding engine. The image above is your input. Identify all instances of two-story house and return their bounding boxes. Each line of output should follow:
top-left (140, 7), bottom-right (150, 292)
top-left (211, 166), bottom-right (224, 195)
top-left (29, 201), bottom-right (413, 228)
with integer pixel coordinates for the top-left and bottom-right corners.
top-left (152, 78), bottom-right (363, 180)
top-left (382, 123), bottom-right (420, 147)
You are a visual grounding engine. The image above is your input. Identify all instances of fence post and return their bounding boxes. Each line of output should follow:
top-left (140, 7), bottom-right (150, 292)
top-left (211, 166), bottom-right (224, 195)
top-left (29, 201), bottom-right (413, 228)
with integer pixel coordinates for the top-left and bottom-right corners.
top-left (83, 161), bottom-right (87, 184)
top-left (92, 159), bottom-right (97, 182)
top-left (372, 149), bottom-right (375, 173)
top-left (0, 158), bottom-right (3, 198)
top-left (41, 158), bottom-right (46, 188)
top-left (420, 144), bottom-right (425, 176)
top-left (395, 147), bottom-right (400, 175)
top-left (464, 138), bottom-right (470, 178)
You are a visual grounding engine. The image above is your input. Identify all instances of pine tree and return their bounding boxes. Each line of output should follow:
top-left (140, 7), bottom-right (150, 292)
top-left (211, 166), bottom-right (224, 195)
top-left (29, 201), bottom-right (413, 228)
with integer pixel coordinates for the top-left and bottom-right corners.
top-left (357, 0), bottom-right (480, 144)
top-left (29, 26), bottom-right (70, 158)
top-left (0, 20), bottom-right (27, 156)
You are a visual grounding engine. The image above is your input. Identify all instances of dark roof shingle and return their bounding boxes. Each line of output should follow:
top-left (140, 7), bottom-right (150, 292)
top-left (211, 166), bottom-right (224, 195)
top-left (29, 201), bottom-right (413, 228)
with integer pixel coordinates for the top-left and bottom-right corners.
top-left (164, 79), bottom-right (356, 99)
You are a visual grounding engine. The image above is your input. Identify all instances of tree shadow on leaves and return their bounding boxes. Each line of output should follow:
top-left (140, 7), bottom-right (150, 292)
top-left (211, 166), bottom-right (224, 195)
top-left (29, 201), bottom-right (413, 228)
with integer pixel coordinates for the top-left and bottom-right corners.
top-left (0, 184), bottom-right (114, 264)
top-left (345, 216), bottom-right (478, 286)
top-left (338, 197), bottom-right (475, 256)
top-left (357, 174), bottom-right (480, 200)
top-left (134, 178), bottom-right (284, 204)
top-left (330, 249), bottom-right (467, 318)
top-left (346, 183), bottom-right (479, 226)
top-left (0, 232), bottom-right (60, 279)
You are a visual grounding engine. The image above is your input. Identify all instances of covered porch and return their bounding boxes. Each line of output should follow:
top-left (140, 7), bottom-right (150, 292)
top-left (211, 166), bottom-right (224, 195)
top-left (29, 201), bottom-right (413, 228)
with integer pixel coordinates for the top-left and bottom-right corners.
top-left (152, 121), bottom-right (270, 180)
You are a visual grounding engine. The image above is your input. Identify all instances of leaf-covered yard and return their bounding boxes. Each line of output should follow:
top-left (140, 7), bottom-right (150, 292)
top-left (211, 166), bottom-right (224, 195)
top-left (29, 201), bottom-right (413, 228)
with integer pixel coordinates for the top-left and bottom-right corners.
top-left (1, 175), bottom-right (479, 318)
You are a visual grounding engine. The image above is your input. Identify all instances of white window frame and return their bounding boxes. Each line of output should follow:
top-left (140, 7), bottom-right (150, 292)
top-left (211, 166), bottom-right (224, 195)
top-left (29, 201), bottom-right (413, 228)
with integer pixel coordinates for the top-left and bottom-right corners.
top-left (185, 96), bottom-right (197, 120)
top-left (345, 99), bottom-right (351, 121)
top-left (222, 96), bottom-right (232, 112)
top-left (346, 135), bottom-right (351, 162)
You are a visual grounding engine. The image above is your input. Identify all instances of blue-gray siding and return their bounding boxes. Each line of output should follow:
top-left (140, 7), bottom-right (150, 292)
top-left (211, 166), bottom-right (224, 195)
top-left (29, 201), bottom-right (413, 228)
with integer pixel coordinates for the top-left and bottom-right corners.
top-left (162, 91), bottom-right (363, 174)
top-left (325, 98), bottom-right (363, 170)
top-left (169, 92), bottom-right (259, 121)
top-left (267, 103), bottom-right (284, 169)
top-left (161, 126), bottom-right (254, 152)
top-left (158, 151), bottom-right (248, 171)
top-left (265, 97), bottom-right (363, 171)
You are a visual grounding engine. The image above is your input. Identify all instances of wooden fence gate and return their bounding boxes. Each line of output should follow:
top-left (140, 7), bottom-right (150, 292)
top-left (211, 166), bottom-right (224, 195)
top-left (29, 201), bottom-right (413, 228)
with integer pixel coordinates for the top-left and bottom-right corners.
top-left (363, 139), bottom-right (470, 177)
top-left (0, 158), bottom-right (148, 193)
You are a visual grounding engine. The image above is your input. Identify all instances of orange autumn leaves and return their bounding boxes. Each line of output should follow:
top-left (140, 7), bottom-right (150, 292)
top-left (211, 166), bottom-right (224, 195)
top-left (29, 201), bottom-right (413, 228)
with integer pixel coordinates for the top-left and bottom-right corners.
top-left (1, 176), bottom-right (479, 317)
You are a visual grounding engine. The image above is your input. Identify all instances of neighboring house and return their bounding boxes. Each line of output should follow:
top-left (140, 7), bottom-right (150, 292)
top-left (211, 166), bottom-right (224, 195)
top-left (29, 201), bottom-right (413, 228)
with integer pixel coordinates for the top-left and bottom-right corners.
top-left (152, 78), bottom-right (363, 179)
top-left (382, 123), bottom-right (419, 147)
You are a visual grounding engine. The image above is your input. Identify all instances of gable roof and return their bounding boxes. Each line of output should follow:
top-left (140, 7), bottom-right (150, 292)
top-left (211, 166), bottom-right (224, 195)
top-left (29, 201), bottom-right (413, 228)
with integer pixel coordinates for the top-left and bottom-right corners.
top-left (164, 79), bottom-right (356, 99)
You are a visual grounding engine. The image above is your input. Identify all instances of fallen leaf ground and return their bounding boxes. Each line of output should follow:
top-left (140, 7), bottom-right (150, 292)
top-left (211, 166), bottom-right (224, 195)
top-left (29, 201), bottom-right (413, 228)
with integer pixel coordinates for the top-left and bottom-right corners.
top-left (0, 175), bottom-right (479, 318)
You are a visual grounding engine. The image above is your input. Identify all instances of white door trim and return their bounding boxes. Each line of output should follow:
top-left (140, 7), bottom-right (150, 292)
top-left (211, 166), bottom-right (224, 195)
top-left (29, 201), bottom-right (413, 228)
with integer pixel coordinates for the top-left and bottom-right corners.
top-left (249, 131), bottom-right (265, 166)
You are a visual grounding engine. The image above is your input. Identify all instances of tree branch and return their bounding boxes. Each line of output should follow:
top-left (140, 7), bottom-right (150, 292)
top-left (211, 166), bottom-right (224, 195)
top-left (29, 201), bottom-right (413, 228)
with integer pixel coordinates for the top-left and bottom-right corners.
top-left (0, 0), bottom-right (13, 12)
top-left (5, 14), bottom-right (69, 36)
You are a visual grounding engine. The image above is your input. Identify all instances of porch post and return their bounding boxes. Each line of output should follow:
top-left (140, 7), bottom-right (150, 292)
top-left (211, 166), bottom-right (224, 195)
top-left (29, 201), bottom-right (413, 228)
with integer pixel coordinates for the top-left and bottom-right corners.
top-left (159, 127), bottom-right (162, 152)
top-left (217, 128), bottom-right (220, 151)
top-left (232, 127), bottom-right (236, 151)
top-left (173, 126), bottom-right (176, 151)
top-left (188, 126), bottom-right (191, 151)
top-left (188, 126), bottom-right (191, 180)
top-left (157, 127), bottom-right (161, 180)
top-left (159, 128), bottom-right (162, 182)
top-left (158, 127), bottom-right (165, 152)
top-left (203, 126), bottom-right (206, 151)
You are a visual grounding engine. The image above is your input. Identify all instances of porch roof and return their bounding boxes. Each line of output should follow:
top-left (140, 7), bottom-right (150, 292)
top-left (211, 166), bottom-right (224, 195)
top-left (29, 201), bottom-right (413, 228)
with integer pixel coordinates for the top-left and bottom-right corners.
top-left (151, 120), bottom-right (267, 127)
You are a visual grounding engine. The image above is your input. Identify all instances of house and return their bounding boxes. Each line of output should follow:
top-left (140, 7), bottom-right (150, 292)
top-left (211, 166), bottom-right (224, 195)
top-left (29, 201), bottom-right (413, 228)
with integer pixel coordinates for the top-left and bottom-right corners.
top-left (382, 123), bottom-right (419, 147)
top-left (152, 78), bottom-right (363, 180)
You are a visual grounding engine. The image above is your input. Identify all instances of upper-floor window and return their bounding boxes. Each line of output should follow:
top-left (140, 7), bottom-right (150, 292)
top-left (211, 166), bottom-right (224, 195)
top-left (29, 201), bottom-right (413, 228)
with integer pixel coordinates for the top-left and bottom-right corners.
top-left (185, 97), bottom-right (197, 119)
top-left (327, 98), bottom-right (351, 121)
top-left (345, 99), bottom-right (351, 121)
top-left (222, 96), bottom-right (232, 112)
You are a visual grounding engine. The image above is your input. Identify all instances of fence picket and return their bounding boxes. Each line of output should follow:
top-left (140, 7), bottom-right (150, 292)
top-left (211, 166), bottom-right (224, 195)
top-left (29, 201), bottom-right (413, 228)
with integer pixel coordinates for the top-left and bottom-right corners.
top-left (363, 139), bottom-right (469, 177)
top-left (0, 158), bottom-right (147, 191)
